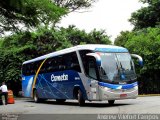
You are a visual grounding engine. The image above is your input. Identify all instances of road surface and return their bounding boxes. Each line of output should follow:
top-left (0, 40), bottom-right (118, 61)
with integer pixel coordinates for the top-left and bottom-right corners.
top-left (0, 96), bottom-right (160, 120)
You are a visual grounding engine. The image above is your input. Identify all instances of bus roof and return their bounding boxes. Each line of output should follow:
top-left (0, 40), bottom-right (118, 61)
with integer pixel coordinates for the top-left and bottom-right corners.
top-left (23, 44), bottom-right (128, 64)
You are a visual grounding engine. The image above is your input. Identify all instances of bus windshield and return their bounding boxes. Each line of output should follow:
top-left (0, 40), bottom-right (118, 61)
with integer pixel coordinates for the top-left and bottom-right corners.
top-left (99, 53), bottom-right (136, 82)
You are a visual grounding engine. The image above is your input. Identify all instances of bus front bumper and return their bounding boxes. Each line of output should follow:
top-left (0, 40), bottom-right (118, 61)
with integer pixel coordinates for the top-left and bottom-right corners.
top-left (99, 85), bottom-right (138, 100)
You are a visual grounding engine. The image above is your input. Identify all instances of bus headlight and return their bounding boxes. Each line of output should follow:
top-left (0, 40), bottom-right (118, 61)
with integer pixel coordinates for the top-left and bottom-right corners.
top-left (100, 86), bottom-right (110, 91)
top-left (134, 86), bottom-right (138, 90)
top-left (104, 87), bottom-right (111, 91)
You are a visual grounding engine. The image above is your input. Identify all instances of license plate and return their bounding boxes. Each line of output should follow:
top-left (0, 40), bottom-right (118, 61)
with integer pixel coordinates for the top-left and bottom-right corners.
top-left (120, 94), bottom-right (127, 98)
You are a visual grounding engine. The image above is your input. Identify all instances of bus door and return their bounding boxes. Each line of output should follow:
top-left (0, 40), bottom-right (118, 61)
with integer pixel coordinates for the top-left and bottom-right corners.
top-left (86, 57), bottom-right (100, 100)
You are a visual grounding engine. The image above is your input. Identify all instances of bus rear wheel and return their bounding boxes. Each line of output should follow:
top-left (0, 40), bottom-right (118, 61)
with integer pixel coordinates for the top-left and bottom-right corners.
top-left (33, 90), bottom-right (40, 103)
top-left (108, 100), bottom-right (115, 105)
top-left (77, 90), bottom-right (85, 106)
top-left (56, 99), bottom-right (66, 103)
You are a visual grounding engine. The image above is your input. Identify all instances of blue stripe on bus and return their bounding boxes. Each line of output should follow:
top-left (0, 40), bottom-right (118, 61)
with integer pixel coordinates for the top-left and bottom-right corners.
top-left (98, 82), bottom-right (138, 90)
top-left (94, 48), bottom-right (128, 53)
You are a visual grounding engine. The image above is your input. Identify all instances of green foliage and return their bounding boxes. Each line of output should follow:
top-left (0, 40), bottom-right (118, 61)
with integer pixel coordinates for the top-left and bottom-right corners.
top-left (129, 0), bottom-right (160, 30)
top-left (54, 0), bottom-right (97, 12)
top-left (60, 26), bottom-right (111, 45)
top-left (0, 0), bottom-right (97, 35)
top-left (88, 29), bottom-right (111, 44)
top-left (0, 0), bottom-right (67, 35)
top-left (0, 39), bottom-right (3, 47)
top-left (114, 31), bottom-right (130, 47)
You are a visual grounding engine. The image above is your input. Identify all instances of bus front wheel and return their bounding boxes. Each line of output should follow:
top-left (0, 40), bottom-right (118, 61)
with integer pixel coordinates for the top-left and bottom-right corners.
top-left (108, 100), bottom-right (115, 105)
top-left (77, 90), bottom-right (85, 106)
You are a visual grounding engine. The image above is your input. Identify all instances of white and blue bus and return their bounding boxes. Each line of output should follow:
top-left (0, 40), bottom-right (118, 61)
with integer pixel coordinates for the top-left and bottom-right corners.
top-left (22, 44), bottom-right (143, 105)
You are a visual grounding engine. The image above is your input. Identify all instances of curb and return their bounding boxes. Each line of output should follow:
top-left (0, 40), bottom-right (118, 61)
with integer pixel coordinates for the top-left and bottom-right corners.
top-left (14, 97), bottom-right (31, 100)
top-left (138, 94), bottom-right (160, 97)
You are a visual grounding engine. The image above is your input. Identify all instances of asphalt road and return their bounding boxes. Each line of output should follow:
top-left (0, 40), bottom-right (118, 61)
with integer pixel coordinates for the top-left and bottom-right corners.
top-left (0, 96), bottom-right (160, 120)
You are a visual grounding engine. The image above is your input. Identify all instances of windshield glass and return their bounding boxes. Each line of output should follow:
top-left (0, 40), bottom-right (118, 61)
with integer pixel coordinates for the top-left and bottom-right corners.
top-left (99, 53), bottom-right (136, 82)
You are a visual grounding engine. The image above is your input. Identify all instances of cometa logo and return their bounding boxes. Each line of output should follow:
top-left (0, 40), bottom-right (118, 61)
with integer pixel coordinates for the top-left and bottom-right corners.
top-left (51, 74), bottom-right (68, 82)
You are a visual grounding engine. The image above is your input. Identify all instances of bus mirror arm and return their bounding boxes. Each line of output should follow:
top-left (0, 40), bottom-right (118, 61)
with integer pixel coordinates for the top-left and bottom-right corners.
top-left (131, 54), bottom-right (143, 67)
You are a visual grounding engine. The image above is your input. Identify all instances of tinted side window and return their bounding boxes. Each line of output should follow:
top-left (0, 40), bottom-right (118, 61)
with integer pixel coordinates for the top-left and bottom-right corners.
top-left (22, 52), bottom-right (82, 75)
top-left (49, 52), bottom-right (81, 72)
top-left (22, 62), bottom-right (34, 76)
top-left (62, 52), bottom-right (81, 72)
top-left (22, 61), bottom-right (42, 76)
top-left (71, 52), bottom-right (81, 72)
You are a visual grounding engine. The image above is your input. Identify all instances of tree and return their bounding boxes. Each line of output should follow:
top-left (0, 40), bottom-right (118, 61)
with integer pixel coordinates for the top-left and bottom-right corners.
top-left (61, 26), bottom-right (111, 45)
top-left (88, 29), bottom-right (111, 44)
top-left (114, 31), bottom-right (130, 46)
top-left (129, 0), bottom-right (160, 30)
top-left (0, 0), bottom-right (67, 35)
top-left (0, 0), bottom-right (97, 35)
top-left (53, 0), bottom-right (97, 12)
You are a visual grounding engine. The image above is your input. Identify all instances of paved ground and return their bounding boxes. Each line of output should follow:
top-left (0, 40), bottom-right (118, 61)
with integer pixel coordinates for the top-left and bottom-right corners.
top-left (0, 96), bottom-right (160, 114)
top-left (0, 96), bottom-right (160, 119)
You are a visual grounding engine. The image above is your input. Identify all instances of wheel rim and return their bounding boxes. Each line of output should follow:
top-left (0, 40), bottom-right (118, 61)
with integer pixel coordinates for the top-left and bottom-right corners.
top-left (78, 91), bottom-right (80, 102)
top-left (34, 92), bottom-right (37, 102)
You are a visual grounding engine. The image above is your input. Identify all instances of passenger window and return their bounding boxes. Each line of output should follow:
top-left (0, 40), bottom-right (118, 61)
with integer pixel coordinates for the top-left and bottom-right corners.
top-left (64, 52), bottom-right (81, 72)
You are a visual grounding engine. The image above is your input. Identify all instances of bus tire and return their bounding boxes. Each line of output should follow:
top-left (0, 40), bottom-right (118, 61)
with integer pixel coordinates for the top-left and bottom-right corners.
top-left (33, 90), bottom-right (40, 103)
top-left (56, 99), bottom-right (66, 103)
top-left (77, 89), bottom-right (85, 106)
top-left (108, 100), bottom-right (115, 105)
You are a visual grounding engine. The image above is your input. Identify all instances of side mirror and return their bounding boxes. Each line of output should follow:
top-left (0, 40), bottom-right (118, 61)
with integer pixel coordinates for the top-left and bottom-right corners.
top-left (131, 54), bottom-right (143, 67)
top-left (86, 53), bottom-right (101, 66)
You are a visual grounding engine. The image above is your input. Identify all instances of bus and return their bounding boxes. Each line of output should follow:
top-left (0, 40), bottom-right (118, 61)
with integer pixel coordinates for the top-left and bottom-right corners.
top-left (22, 44), bottom-right (143, 105)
